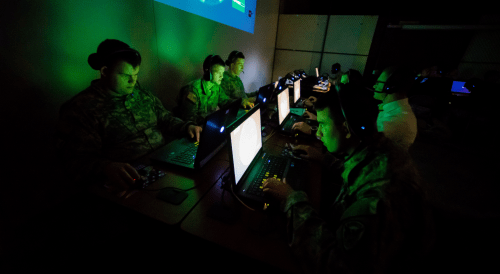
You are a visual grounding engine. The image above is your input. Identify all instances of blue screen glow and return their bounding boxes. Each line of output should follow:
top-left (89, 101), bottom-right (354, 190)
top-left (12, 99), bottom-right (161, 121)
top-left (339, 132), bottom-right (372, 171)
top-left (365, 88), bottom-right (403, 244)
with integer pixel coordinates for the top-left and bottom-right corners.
top-left (155, 0), bottom-right (257, 34)
top-left (220, 126), bottom-right (225, 133)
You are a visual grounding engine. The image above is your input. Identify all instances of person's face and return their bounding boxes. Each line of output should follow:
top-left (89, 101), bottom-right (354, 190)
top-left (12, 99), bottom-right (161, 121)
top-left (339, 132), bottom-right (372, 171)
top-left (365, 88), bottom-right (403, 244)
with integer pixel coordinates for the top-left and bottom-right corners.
top-left (316, 108), bottom-right (344, 154)
top-left (230, 58), bottom-right (245, 75)
top-left (372, 71), bottom-right (389, 101)
top-left (102, 61), bottom-right (139, 96)
top-left (211, 65), bottom-right (225, 85)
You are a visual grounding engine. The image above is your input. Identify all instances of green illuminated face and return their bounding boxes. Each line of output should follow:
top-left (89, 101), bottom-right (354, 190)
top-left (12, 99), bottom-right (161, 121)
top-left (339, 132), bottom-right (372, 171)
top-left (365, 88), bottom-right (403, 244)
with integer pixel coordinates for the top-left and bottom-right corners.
top-left (230, 58), bottom-right (245, 76)
top-left (103, 61), bottom-right (139, 96)
top-left (372, 71), bottom-right (389, 101)
top-left (211, 64), bottom-right (225, 85)
top-left (316, 108), bottom-right (343, 153)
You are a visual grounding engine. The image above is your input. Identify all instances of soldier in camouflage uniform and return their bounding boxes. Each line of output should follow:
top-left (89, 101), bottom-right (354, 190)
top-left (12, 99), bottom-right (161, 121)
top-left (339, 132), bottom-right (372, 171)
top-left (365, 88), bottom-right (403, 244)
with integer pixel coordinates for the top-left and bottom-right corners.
top-left (220, 51), bottom-right (258, 102)
top-left (176, 54), bottom-right (253, 125)
top-left (263, 85), bottom-right (435, 274)
top-left (55, 39), bottom-right (202, 197)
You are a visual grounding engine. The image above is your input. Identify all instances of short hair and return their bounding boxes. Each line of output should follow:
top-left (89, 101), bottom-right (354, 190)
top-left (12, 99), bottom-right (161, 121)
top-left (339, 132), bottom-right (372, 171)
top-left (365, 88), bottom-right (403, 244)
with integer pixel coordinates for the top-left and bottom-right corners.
top-left (208, 55), bottom-right (225, 71)
top-left (88, 39), bottom-right (141, 71)
top-left (381, 65), bottom-right (416, 95)
top-left (225, 51), bottom-right (245, 66)
top-left (315, 84), bottom-right (378, 141)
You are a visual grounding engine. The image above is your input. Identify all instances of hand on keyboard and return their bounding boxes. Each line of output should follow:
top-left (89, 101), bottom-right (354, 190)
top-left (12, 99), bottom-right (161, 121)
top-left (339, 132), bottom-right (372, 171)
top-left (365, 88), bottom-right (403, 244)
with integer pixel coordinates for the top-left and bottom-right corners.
top-left (188, 125), bottom-right (203, 142)
top-left (289, 144), bottom-right (325, 163)
top-left (262, 177), bottom-right (294, 205)
top-left (292, 122), bottom-right (312, 135)
top-left (103, 162), bottom-right (141, 199)
top-left (303, 110), bottom-right (317, 120)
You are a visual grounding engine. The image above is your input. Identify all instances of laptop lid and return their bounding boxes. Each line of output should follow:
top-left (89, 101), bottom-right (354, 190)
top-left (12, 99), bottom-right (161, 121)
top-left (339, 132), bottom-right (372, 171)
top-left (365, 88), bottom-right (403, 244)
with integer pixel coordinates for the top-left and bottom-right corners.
top-left (276, 87), bottom-right (290, 126)
top-left (451, 81), bottom-right (471, 94)
top-left (227, 105), bottom-right (263, 186)
top-left (293, 79), bottom-right (301, 104)
top-left (256, 83), bottom-right (275, 105)
top-left (195, 98), bottom-right (242, 168)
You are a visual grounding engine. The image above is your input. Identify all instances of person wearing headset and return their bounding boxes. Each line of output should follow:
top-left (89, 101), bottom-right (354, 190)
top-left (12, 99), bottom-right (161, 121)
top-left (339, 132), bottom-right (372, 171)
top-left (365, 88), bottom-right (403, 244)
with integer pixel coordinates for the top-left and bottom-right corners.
top-left (220, 51), bottom-right (258, 104)
top-left (177, 54), bottom-right (253, 125)
top-left (55, 39), bottom-right (202, 198)
top-left (262, 85), bottom-right (435, 274)
top-left (373, 66), bottom-right (418, 151)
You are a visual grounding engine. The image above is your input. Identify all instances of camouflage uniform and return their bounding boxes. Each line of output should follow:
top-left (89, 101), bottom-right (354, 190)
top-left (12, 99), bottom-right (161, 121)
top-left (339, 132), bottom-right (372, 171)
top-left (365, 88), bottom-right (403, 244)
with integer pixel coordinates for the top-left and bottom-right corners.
top-left (220, 71), bottom-right (257, 100)
top-left (177, 78), bottom-right (234, 125)
top-left (281, 136), bottom-right (433, 274)
top-left (55, 79), bottom-right (194, 183)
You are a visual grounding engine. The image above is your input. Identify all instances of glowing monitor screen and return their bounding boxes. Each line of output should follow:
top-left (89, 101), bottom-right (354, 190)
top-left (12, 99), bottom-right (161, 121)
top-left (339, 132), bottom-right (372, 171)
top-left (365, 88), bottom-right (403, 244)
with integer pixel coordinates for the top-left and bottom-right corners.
top-left (451, 81), bottom-right (471, 94)
top-left (277, 88), bottom-right (290, 125)
top-left (155, 0), bottom-right (257, 34)
top-left (230, 110), bottom-right (262, 185)
top-left (316, 68), bottom-right (319, 77)
top-left (293, 79), bottom-right (301, 103)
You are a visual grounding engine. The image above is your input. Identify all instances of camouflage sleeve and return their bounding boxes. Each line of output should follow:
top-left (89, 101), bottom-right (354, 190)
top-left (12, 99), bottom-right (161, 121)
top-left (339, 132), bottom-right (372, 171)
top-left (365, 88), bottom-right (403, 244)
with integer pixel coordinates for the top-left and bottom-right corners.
top-left (283, 191), bottom-right (374, 274)
top-left (177, 84), bottom-right (204, 125)
top-left (147, 90), bottom-right (195, 138)
top-left (54, 103), bottom-right (112, 184)
top-left (218, 86), bottom-right (236, 108)
top-left (219, 77), bottom-right (233, 99)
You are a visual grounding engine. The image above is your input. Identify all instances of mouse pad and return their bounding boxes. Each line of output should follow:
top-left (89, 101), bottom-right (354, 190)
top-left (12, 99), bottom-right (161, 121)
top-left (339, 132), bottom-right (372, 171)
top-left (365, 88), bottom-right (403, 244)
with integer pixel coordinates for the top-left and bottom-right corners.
top-left (157, 188), bottom-right (188, 205)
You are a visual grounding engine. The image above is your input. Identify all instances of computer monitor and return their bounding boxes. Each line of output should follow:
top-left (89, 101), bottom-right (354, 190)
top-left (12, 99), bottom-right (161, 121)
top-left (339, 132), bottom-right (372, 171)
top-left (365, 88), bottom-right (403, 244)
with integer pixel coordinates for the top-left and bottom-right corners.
top-left (277, 88), bottom-right (290, 126)
top-left (293, 79), bottom-right (301, 104)
top-left (451, 81), bottom-right (471, 94)
top-left (229, 109), bottom-right (262, 185)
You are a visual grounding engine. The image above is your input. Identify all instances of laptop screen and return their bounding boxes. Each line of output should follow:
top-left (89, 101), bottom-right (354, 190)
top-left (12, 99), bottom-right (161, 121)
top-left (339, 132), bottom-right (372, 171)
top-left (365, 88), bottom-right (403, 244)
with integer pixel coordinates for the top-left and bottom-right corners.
top-left (316, 68), bottom-right (319, 77)
top-left (451, 81), bottom-right (471, 94)
top-left (230, 110), bottom-right (262, 185)
top-left (277, 88), bottom-right (290, 125)
top-left (293, 79), bottom-right (301, 103)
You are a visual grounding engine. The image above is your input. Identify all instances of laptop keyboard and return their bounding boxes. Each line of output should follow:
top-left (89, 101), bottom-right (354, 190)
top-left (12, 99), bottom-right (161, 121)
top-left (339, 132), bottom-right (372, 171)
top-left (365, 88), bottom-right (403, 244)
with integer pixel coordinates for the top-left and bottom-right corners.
top-left (282, 116), bottom-right (300, 132)
top-left (246, 155), bottom-right (287, 197)
top-left (172, 141), bottom-right (199, 165)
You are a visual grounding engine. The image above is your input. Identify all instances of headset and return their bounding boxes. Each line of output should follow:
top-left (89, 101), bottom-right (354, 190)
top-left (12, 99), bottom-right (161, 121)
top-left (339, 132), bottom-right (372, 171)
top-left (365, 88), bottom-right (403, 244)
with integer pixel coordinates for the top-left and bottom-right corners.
top-left (381, 67), bottom-right (415, 94)
top-left (203, 55), bottom-right (215, 81)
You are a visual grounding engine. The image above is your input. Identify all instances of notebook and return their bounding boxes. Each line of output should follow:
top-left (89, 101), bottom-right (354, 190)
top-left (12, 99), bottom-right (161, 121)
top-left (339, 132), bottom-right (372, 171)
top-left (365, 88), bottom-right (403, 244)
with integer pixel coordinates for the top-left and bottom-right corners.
top-left (292, 78), bottom-right (306, 108)
top-left (227, 105), bottom-right (306, 208)
top-left (451, 81), bottom-right (471, 94)
top-left (149, 98), bottom-right (242, 169)
top-left (276, 87), bottom-right (305, 135)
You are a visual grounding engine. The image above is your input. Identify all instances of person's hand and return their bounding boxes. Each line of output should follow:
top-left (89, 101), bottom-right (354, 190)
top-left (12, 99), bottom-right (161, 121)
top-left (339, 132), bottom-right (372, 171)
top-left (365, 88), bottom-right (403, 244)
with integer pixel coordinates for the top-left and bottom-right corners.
top-left (303, 110), bottom-right (317, 120)
top-left (308, 96), bottom-right (317, 103)
top-left (248, 97), bottom-right (257, 103)
top-left (292, 122), bottom-right (312, 135)
top-left (242, 98), bottom-right (254, 109)
top-left (262, 178), bottom-right (294, 203)
top-left (103, 162), bottom-right (141, 198)
top-left (188, 125), bottom-right (203, 142)
top-left (290, 144), bottom-right (325, 163)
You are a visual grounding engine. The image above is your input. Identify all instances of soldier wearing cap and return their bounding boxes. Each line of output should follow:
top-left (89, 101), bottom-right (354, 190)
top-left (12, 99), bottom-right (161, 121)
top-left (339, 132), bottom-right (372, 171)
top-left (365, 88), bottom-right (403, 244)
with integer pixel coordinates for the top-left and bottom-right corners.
top-left (55, 39), bottom-right (202, 197)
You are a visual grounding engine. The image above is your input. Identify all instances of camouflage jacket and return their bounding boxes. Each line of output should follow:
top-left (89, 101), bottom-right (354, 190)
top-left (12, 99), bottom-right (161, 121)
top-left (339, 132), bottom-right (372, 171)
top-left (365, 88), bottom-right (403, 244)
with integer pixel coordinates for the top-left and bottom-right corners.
top-left (177, 78), bottom-right (234, 125)
top-left (282, 138), bottom-right (431, 273)
top-left (55, 79), bottom-right (194, 183)
top-left (220, 71), bottom-right (257, 100)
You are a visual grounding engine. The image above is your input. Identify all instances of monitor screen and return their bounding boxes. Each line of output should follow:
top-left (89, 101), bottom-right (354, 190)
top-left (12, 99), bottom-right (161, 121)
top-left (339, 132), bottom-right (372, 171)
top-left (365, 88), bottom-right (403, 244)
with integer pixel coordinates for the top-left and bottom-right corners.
top-left (277, 88), bottom-right (290, 125)
top-left (315, 68), bottom-right (319, 77)
top-left (451, 81), bottom-right (471, 94)
top-left (293, 79), bottom-right (301, 103)
top-left (230, 110), bottom-right (262, 185)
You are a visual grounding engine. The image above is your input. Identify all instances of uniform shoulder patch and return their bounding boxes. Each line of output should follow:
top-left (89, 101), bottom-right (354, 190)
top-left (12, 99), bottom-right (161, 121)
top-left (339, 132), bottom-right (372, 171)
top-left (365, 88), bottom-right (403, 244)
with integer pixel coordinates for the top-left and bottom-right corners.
top-left (187, 92), bottom-right (197, 104)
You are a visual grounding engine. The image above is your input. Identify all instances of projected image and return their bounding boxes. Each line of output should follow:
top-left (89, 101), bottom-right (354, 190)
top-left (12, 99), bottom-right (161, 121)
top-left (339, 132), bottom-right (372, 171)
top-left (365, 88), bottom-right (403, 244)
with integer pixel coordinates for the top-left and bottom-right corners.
top-left (155, 0), bottom-right (256, 34)
top-left (277, 88), bottom-right (290, 125)
top-left (230, 110), bottom-right (262, 184)
top-left (451, 81), bottom-right (471, 94)
top-left (294, 79), bottom-right (301, 103)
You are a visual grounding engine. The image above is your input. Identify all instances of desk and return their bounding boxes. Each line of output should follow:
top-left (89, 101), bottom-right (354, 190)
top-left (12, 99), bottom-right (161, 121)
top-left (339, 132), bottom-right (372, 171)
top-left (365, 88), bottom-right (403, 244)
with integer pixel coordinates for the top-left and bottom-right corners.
top-left (180, 131), bottom-right (323, 274)
top-left (89, 123), bottom-right (323, 273)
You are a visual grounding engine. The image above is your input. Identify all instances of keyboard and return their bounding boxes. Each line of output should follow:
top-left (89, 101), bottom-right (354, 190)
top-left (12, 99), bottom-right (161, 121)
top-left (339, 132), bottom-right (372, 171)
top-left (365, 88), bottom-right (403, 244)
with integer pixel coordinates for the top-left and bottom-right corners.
top-left (246, 155), bottom-right (287, 197)
top-left (281, 115), bottom-right (302, 134)
top-left (172, 141), bottom-right (199, 165)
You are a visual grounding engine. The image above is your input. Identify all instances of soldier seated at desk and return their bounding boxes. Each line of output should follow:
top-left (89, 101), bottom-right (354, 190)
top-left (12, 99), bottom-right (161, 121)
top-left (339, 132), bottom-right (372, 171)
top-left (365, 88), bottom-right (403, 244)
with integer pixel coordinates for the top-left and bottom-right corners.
top-left (220, 50), bottom-right (258, 103)
top-left (263, 85), bottom-right (435, 274)
top-left (175, 54), bottom-right (253, 126)
top-left (55, 39), bottom-right (202, 198)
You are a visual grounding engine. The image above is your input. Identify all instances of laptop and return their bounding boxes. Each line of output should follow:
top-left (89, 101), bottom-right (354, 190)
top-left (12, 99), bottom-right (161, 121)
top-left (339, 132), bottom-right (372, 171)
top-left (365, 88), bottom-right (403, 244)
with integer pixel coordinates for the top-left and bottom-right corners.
top-left (149, 98), bottom-right (242, 169)
top-left (292, 78), bottom-right (306, 108)
top-left (275, 87), bottom-right (306, 135)
top-left (451, 81), bottom-right (471, 95)
top-left (313, 67), bottom-right (328, 91)
top-left (227, 105), bottom-right (306, 209)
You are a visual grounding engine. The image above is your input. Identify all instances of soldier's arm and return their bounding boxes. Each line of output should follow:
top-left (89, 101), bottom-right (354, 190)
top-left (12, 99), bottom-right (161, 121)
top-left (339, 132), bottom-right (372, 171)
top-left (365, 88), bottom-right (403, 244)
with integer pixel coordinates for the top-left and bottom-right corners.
top-left (177, 85), bottom-right (204, 125)
top-left (283, 192), bottom-right (375, 274)
top-left (55, 103), bottom-right (113, 184)
top-left (218, 86), bottom-right (236, 108)
top-left (147, 90), bottom-right (196, 137)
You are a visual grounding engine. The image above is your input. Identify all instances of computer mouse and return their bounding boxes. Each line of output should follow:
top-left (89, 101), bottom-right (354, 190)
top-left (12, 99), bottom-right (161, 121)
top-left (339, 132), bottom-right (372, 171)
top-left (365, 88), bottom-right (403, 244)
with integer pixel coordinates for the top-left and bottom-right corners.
top-left (292, 149), bottom-right (307, 157)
